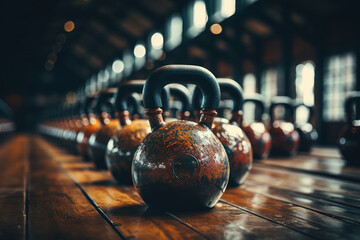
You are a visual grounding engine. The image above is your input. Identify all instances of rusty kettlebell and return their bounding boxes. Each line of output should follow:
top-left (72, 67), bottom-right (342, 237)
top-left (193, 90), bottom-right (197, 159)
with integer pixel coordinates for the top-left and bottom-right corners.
top-left (132, 65), bottom-right (229, 210)
top-left (88, 88), bottom-right (119, 169)
top-left (294, 102), bottom-right (318, 152)
top-left (241, 94), bottom-right (272, 159)
top-left (269, 96), bottom-right (299, 156)
top-left (193, 78), bottom-right (252, 186)
top-left (106, 80), bottom-right (170, 184)
top-left (339, 92), bottom-right (360, 165)
top-left (76, 95), bottom-right (102, 161)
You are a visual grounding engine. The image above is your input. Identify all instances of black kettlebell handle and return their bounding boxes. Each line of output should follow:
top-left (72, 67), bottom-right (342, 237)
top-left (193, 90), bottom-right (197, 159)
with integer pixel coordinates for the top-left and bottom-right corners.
top-left (345, 91), bottom-right (360, 124)
top-left (143, 65), bottom-right (220, 129)
top-left (294, 102), bottom-right (314, 123)
top-left (168, 84), bottom-right (192, 113)
top-left (95, 89), bottom-right (117, 124)
top-left (115, 80), bottom-right (170, 126)
top-left (192, 78), bottom-right (243, 111)
top-left (269, 96), bottom-right (294, 122)
top-left (242, 93), bottom-right (266, 122)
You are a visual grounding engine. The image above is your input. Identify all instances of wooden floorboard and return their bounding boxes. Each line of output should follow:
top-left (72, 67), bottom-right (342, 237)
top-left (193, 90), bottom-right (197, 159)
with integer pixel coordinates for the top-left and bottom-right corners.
top-left (258, 156), bottom-right (360, 182)
top-left (2, 135), bottom-right (360, 239)
top-left (36, 137), bottom-right (205, 240)
top-left (0, 136), bottom-right (28, 240)
top-left (27, 136), bottom-right (122, 240)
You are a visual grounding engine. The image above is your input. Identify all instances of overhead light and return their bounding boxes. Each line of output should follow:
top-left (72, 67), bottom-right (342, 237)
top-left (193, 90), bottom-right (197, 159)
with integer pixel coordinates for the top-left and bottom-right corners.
top-left (64, 20), bottom-right (75, 32)
top-left (151, 32), bottom-right (164, 50)
top-left (210, 23), bottom-right (222, 34)
top-left (134, 44), bottom-right (146, 58)
top-left (112, 60), bottom-right (124, 73)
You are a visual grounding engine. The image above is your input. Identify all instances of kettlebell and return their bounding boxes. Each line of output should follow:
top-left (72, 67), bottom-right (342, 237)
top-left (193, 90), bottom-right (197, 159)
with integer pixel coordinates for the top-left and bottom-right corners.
top-left (167, 83), bottom-right (192, 121)
top-left (89, 88), bottom-right (119, 169)
top-left (339, 92), bottom-right (360, 165)
top-left (241, 94), bottom-right (272, 159)
top-left (76, 95), bottom-right (101, 161)
top-left (106, 80), bottom-right (169, 184)
top-left (193, 78), bottom-right (252, 186)
top-left (294, 103), bottom-right (318, 152)
top-left (269, 96), bottom-right (299, 156)
top-left (132, 65), bottom-right (229, 210)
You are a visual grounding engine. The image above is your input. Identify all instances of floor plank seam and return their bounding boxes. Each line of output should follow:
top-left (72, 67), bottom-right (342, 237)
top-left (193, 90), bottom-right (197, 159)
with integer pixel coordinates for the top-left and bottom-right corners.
top-left (247, 177), bottom-right (360, 210)
top-left (242, 183), bottom-right (360, 225)
top-left (219, 199), bottom-right (323, 240)
top-left (256, 163), bottom-right (360, 183)
top-left (165, 212), bottom-right (210, 240)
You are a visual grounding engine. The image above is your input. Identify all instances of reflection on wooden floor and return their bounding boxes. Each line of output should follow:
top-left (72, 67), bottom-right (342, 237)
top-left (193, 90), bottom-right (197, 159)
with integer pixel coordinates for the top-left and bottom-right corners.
top-left (0, 135), bottom-right (359, 239)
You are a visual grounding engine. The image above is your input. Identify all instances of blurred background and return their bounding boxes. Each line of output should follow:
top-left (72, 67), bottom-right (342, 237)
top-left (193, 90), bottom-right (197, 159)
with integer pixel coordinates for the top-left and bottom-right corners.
top-left (1, 0), bottom-right (359, 145)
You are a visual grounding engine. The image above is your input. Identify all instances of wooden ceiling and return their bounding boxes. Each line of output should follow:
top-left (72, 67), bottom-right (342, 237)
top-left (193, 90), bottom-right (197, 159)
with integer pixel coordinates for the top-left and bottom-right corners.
top-left (1, 0), bottom-right (359, 98)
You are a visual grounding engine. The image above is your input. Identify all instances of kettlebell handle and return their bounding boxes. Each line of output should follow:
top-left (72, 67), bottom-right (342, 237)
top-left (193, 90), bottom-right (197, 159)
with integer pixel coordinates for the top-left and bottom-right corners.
top-left (168, 84), bottom-right (192, 112)
top-left (243, 94), bottom-right (266, 122)
top-left (115, 80), bottom-right (170, 126)
top-left (269, 96), bottom-right (294, 122)
top-left (143, 65), bottom-right (220, 129)
top-left (345, 92), bottom-right (360, 124)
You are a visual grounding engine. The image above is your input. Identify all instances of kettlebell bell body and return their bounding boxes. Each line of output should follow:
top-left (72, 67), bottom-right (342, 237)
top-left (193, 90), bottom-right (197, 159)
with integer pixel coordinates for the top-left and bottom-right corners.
top-left (132, 65), bottom-right (229, 210)
top-left (241, 94), bottom-right (271, 159)
top-left (339, 92), bottom-right (360, 165)
top-left (269, 97), bottom-right (299, 156)
top-left (294, 103), bottom-right (318, 152)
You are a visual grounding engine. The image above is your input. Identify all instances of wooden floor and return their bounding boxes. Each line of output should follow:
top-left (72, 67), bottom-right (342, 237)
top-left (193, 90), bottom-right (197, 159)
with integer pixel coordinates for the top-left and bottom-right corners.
top-left (1, 135), bottom-right (360, 240)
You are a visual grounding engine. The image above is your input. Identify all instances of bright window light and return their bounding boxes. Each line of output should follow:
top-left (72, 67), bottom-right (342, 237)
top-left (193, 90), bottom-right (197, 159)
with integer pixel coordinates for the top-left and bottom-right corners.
top-left (193, 0), bottom-right (208, 28)
top-left (151, 32), bottom-right (164, 50)
top-left (221, 0), bottom-right (236, 18)
top-left (295, 61), bottom-right (315, 106)
top-left (134, 44), bottom-right (146, 58)
top-left (166, 14), bottom-right (183, 50)
top-left (112, 60), bottom-right (124, 73)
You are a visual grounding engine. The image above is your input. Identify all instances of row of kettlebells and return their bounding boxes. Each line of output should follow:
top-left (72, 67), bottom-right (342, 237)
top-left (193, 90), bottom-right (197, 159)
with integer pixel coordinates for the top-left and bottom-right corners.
top-left (38, 65), bottom-right (317, 210)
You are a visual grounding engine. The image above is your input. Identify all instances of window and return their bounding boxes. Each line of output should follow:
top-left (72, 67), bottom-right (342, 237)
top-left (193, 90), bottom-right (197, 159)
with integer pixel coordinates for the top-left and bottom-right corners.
top-left (186, 0), bottom-right (208, 38)
top-left (243, 73), bottom-right (257, 95)
top-left (295, 61), bottom-right (315, 106)
top-left (323, 52), bottom-right (356, 121)
top-left (148, 32), bottom-right (164, 60)
top-left (261, 68), bottom-right (278, 106)
top-left (208, 0), bottom-right (236, 22)
top-left (165, 14), bottom-right (183, 51)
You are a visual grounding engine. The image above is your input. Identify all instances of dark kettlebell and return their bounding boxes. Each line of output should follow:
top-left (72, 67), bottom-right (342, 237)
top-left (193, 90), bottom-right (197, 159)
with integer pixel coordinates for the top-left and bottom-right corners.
top-left (269, 96), bottom-right (299, 156)
top-left (167, 83), bottom-right (192, 121)
top-left (241, 94), bottom-right (272, 159)
top-left (76, 95), bottom-right (102, 161)
top-left (294, 103), bottom-right (318, 152)
top-left (339, 92), bottom-right (360, 165)
top-left (193, 78), bottom-right (252, 186)
top-left (106, 80), bottom-right (170, 184)
top-left (89, 88), bottom-right (119, 169)
top-left (132, 65), bottom-right (229, 210)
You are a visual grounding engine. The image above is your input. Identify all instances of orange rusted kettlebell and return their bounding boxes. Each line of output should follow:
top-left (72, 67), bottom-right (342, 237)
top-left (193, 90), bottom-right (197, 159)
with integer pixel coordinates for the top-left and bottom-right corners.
top-left (106, 81), bottom-right (169, 184)
top-left (76, 95), bottom-right (102, 161)
top-left (339, 92), bottom-right (360, 165)
top-left (241, 94), bottom-right (272, 159)
top-left (193, 78), bottom-right (252, 186)
top-left (88, 88), bottom-right (119, 169)
top-left (269, 97), bottom-right (299, 156)
top-left (132, 65), bottom-right (229, 210)
top-left (294, 103), bottom-right (318, 152)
